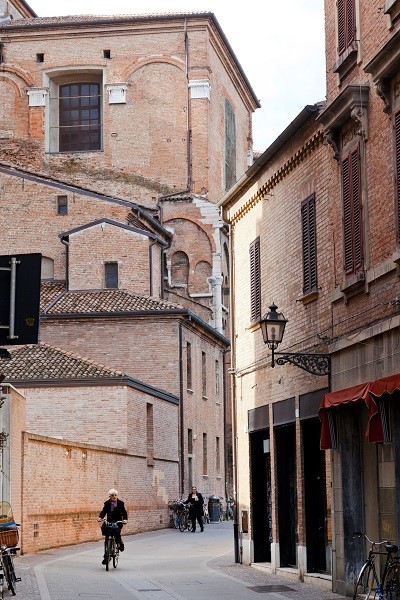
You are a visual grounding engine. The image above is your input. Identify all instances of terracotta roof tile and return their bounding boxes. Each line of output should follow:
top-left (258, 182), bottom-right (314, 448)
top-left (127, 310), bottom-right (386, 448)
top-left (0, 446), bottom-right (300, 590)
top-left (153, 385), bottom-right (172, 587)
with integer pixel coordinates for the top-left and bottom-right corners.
top-left (41, 288), bottom-right (184, 316)
top-left (0, 343), bottom-right (124, 381)
top-left (40, 281), bottom-right (66, 313)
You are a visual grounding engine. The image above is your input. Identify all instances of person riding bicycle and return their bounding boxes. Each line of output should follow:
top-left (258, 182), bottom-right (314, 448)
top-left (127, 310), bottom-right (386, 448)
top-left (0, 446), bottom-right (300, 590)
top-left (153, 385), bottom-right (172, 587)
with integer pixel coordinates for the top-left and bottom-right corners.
top-left (98, 489), bottom-right (127, 564)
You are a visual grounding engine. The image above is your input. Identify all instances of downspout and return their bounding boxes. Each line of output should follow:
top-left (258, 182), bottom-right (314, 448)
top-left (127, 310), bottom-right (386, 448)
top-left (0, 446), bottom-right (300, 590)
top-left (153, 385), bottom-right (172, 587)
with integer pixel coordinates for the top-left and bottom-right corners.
top-left (179, 321), bottom-right (185, 497)
top-left (228, 223), bottom-right (241, 563)
top-left (148, 240), bottom-right (157, 297)
top-left (184, 19), bottom-right (192, 191)
top-left (60, 237), bottom-right (70, 290)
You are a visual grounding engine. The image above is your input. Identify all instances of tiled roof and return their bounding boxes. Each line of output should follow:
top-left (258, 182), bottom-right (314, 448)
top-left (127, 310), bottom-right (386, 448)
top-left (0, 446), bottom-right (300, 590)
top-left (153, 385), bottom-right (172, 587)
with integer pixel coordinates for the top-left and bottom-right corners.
top-left (0, 343), bottom-right (124, 381)
top-left (8, 12), bottom-right (211, 27)
top-left (40, 281), bottom-right (66, 313)
top-left (41, 287), bottom-right (184, 316)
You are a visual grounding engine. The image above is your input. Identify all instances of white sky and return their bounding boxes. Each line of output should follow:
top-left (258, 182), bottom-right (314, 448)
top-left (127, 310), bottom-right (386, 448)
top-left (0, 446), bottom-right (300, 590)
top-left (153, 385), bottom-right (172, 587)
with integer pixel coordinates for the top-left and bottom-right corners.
top-left (29, 0), bottom-right (326, 152)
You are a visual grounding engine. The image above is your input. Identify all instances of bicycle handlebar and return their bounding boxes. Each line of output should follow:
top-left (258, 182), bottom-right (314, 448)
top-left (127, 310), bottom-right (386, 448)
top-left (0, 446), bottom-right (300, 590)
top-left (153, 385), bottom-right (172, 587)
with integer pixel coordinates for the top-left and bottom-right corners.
top-left (353, 531), bottom-right (392, 546)
top-left (98, 518), bottom-right (127, 524)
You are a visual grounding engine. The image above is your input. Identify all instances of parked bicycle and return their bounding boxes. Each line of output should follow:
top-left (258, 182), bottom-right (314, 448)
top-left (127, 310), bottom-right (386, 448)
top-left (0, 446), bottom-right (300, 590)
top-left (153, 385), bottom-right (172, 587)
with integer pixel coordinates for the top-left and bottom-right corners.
top-left (177, 504), bottom-right (192, 532)
top-left (100, 519), bottom-right (127, 571)
top-left (0, 502), bottom-right (21, 597)
top-left (353, 531), bottom-right (400, 599)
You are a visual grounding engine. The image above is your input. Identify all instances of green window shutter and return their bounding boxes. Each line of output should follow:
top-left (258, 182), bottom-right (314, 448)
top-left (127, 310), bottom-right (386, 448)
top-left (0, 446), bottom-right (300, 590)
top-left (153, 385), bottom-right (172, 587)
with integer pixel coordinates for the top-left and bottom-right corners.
top-left (250, 237), bottom-right (261, 323)
top-left (301, 194), bottom-right (317, 294)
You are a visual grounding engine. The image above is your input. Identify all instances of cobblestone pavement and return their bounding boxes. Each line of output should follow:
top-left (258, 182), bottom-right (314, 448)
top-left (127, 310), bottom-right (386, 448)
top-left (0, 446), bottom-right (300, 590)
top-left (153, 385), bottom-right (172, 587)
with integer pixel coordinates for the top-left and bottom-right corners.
top-left (10, 523), bottom-right (349, 599)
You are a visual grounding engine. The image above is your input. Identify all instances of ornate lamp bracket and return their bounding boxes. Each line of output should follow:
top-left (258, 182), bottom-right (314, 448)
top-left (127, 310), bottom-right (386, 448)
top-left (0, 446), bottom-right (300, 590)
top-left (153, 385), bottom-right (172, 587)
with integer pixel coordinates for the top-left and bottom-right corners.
top-left (274, 351), bottom-right (331, 376)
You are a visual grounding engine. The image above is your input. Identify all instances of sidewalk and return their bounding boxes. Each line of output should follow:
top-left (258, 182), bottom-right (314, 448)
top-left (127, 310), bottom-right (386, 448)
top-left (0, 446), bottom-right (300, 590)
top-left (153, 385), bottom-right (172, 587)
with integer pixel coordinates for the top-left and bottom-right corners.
top-left (11, 522), bottom-right (348, 600)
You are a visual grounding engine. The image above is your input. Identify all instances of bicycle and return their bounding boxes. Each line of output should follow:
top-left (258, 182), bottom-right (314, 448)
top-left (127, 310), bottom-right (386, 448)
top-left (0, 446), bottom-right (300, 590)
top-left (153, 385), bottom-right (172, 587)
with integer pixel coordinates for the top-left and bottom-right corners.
top-left (100, 519), bottom-right (127, 571)
top-left (169, 501), bottom-right (185, 529)
top-left (0, 502), bottom-right (21, 597)
top-left (178, 504), bottom-right (192, 532)
top-left (353, 532), bottom-right (400, 599)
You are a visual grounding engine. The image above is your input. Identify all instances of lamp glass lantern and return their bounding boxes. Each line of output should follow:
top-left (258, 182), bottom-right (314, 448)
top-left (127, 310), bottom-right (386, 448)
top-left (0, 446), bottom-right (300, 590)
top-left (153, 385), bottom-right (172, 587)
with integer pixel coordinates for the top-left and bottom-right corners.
top-left (260, 303), bottom-right (288, 350)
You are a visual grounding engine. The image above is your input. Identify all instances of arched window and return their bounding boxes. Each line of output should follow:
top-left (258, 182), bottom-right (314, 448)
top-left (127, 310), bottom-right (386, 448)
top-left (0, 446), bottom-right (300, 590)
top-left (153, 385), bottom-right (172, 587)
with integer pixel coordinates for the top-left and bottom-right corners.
top-left (171, 251), bottom-right (189, 286)
top-left (191, 261), bottom-right (212, 294)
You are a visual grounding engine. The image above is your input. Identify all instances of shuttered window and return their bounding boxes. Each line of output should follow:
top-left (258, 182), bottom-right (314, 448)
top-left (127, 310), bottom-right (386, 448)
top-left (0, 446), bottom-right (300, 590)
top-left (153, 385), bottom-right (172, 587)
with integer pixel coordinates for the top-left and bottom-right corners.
top-left (250, 237), bottom-right (261, 323)
top-left (225, 98), bottom-right (236, 190)
top-left (337, 0), bottom-right (356, 55)
top-left (342, 146), bottom-right (363, 274)
top-left (301, 194), bottom-right (317, 294)
top-left (395, 111), bottom-right (400, 243)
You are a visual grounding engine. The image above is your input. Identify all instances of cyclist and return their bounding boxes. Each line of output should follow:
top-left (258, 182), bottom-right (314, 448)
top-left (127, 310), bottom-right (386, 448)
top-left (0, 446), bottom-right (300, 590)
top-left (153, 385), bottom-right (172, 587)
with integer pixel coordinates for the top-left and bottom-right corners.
top-left (98, 489), bottom-right (128, 564)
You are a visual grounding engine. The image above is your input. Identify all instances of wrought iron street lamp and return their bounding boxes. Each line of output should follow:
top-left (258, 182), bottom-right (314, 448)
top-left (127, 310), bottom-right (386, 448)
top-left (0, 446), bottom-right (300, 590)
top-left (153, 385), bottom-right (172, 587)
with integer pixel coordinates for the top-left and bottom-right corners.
top-left (260, 303), bottom-right (330, 376)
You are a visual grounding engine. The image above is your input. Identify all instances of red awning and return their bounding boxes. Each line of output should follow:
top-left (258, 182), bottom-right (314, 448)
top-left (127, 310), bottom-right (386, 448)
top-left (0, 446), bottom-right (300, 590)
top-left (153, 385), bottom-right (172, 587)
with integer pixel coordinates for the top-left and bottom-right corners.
top-left (319, 374), bottom-right (400, 449)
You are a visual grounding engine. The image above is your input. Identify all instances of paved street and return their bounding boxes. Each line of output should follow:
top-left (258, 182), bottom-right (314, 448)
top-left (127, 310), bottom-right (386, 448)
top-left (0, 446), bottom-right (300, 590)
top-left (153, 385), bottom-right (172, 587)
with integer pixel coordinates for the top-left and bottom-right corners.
top-left (11, 522), bottom-right (348, 600)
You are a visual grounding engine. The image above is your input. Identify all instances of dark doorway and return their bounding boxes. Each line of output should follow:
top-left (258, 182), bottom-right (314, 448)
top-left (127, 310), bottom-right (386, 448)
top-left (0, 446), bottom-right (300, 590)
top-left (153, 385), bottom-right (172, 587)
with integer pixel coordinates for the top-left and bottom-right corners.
top-left (275, 423), bottom-right (297, 567)
top-left (302, 418), bottom-right (327, 573)
top-left (250, 430), bottom-right (272, 562)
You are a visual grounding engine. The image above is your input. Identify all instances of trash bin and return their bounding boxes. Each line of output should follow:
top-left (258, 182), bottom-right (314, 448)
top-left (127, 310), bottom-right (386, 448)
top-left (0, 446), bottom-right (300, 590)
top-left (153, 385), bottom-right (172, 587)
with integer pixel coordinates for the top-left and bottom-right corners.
top-left (208, 495), bottom-right (220, 523)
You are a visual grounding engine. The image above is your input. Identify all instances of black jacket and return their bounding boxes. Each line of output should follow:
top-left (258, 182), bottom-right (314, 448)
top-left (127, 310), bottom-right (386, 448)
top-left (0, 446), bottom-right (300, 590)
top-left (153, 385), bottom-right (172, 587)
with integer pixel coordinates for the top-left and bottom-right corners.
top-left (99, 498), bottom-right (128, 523)
top-left (184, 492), bottom-right (204, 516)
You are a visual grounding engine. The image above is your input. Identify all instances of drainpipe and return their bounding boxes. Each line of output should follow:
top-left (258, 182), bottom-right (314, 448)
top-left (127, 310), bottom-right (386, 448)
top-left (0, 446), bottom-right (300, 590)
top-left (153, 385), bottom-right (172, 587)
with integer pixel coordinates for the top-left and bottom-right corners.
top-left (148, 240), bottom-right (158, 297)
top-left (184, 19), bottom-right (192, 191)
top-left (228, 224), bottom-right (241, 563)
top-left (60, 237), bottom-right (70, 290)
top-left (179, 321), bottom-right (185, 497)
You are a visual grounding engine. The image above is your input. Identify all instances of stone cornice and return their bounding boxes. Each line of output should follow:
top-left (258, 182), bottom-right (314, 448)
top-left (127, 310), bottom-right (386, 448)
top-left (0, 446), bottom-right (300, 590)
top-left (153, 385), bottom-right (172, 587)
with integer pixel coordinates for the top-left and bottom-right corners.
top-left (229, 130), bottom-right (324, 226)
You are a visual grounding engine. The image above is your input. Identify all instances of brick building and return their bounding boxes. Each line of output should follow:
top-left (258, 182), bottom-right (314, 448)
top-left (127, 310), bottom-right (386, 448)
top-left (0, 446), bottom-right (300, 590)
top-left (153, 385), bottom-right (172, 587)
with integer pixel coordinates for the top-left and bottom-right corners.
top-left (220, 106), bottom-right (333, 586)
top-left (221, 0), bottom-right (400, 596)
top-left (316, 0), bottom-right (400, 595)
top-left (0, 0), bottom-right (259, 548)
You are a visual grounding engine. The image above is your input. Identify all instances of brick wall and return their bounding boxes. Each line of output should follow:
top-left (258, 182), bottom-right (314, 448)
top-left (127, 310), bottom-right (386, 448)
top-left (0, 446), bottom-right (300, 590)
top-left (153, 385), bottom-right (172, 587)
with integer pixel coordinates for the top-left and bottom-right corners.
top-left (21, 432), bottom-right (179, 553)
top-left (0, 14), bottom-right (257, 205)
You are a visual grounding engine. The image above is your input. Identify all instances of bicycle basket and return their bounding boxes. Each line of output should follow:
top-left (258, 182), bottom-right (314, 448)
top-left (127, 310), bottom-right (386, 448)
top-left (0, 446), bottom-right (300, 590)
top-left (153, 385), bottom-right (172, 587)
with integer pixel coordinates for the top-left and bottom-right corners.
top-left (101, 521), bottom-right (119, 536)
top-left (0, 526), bottom-right (18, 547)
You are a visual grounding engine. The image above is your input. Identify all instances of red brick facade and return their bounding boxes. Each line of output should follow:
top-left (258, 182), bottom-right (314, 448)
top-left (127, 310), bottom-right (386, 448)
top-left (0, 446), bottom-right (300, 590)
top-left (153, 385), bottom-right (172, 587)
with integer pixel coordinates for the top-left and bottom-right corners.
top-left (0, 4), bottom-right (253, 551)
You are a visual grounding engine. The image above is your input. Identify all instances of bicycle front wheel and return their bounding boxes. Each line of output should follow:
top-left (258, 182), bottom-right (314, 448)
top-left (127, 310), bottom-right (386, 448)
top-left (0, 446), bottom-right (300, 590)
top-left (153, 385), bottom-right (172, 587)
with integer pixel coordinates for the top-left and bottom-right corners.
top-left (384, 562), bottom-right (400, 599)
top-left (2, 555), bottom-right (16, 596)
top-left (104, 537), bottom-right (112, 571)
top-left (178, 515), bottom-right (186, 532)
top-left (354, 562), bottom-right (377, 600)
top-left (112, 539), bottom-right (119, 569)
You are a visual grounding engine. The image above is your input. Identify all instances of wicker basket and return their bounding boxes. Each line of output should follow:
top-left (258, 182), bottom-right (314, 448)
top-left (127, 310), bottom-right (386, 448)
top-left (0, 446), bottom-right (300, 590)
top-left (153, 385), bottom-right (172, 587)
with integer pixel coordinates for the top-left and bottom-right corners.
top-left (101, 522), bottom-right (119, 537)
top-left (0, 528), bottom-right (18, 548)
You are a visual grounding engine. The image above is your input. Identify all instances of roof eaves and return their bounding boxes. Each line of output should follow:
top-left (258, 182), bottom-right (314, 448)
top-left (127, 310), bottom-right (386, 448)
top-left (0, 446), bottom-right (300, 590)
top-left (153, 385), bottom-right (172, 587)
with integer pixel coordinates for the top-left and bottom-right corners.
top-left (40, 308), bottom-right (189, 319)
top-left (3, 374), bottom-right (179, 403)
top-left (58, 218), bottom-right (162, 244)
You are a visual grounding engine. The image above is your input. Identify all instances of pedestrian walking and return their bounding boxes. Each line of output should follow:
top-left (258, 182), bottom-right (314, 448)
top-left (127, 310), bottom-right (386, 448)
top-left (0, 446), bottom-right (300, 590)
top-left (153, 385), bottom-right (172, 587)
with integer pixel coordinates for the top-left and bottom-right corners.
top-left (183, 486), bottom-right (204, 532)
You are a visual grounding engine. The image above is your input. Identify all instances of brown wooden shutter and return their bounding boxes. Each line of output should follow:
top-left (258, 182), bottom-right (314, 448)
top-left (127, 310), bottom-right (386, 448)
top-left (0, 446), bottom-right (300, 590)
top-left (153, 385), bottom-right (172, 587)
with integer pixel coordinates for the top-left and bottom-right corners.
top-left (342, 146), bottom-right (363, 274)
top-left (301, 194), bottom-right (317, 294)
top-left (346, 0), bottom-right (356, 46)
top-left (337, 0), bottom-right (355, 54)
top-left (395, 111), bottom-right (400, 243)
top-left (338, 0), bottom-right (346, 54)
top-left (250, 237), bottom-right (261, 323)
top-left (351, 148), bottom-right (363, 271)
